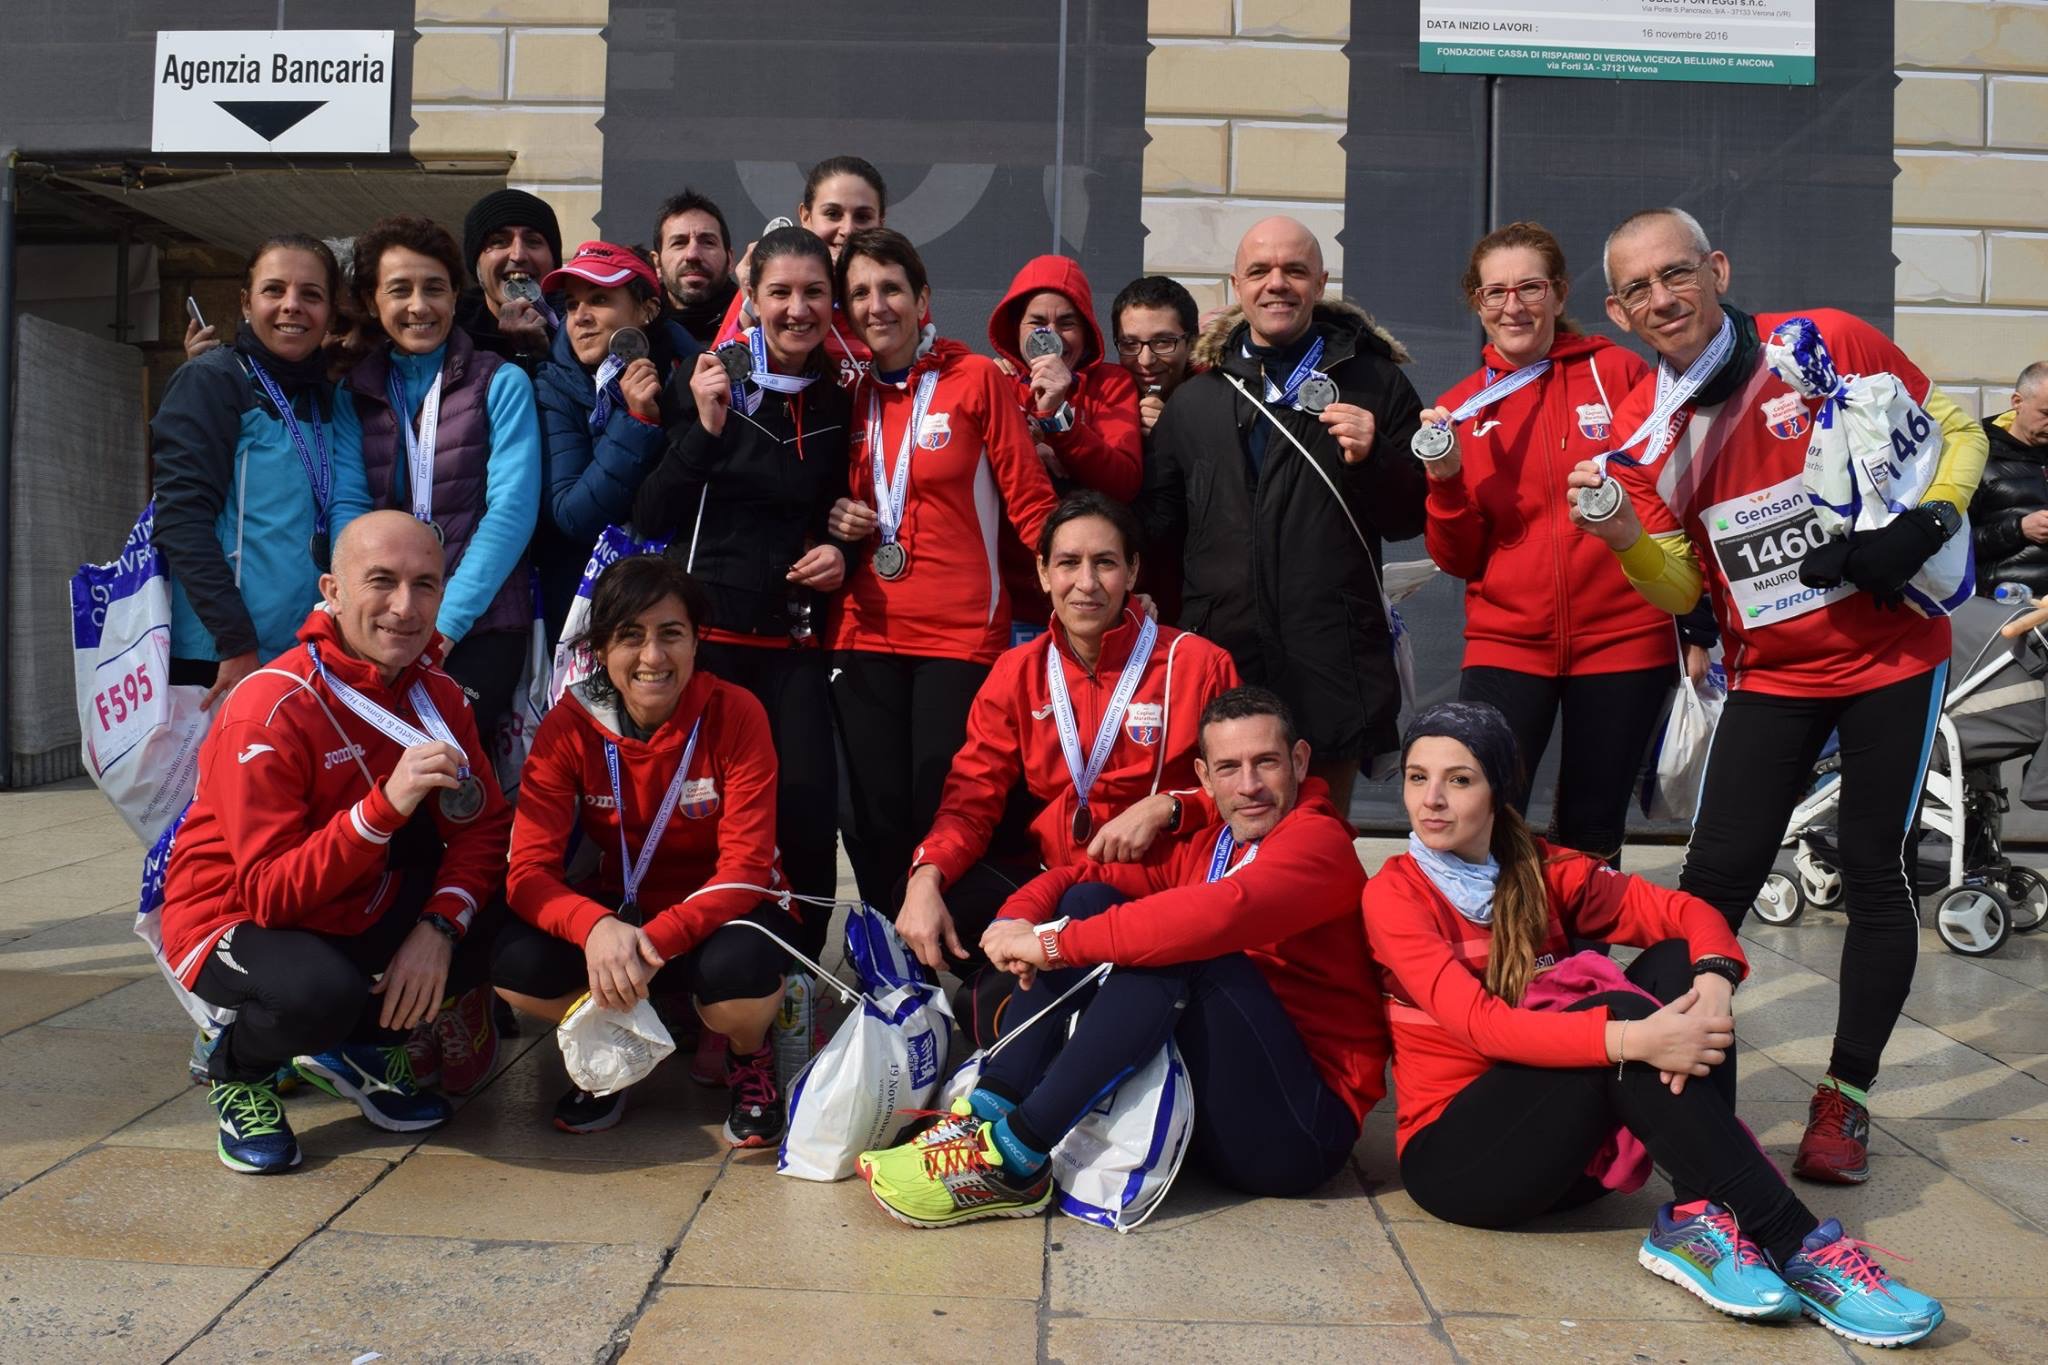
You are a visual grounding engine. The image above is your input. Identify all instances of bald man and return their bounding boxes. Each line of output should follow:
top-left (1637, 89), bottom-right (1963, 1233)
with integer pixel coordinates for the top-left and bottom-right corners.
top-left (1136, 217), bottom-right (1427, 811)
top-left (161, 510), bottom-right (513, 1174)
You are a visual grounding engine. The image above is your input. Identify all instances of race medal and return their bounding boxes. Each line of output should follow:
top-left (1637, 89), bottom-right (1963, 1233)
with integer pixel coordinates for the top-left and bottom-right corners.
top-left (439, 775), bottom-right (485, 822)
top-left (309, 531), bottom-right (330, 569)
top-left (608, 327), bottom-right (650, 363)
top-left (1412, 424), bottom-right (1455, 462)
top-left (1024, 327), bottom-right (1064, 361)
top-left (763, 216), bottom-right (795, 233)
top-left (1071, 801), bottom-right (1091, 845)
top-left (1579, 478), bottom-right (1625, 523)
top-left (1296, 372), bottom-right (1339, 414)
top-left (872, 541), bottom-right (908, 581)
top-left (504, 277), bottom-right (542, 305)
top-left (716, 340), bottom-right (753, 387)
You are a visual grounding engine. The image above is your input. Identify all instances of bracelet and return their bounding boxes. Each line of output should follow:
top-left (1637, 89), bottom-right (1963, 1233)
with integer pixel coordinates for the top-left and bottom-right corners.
top-left (421, 913), bottom-right (460, 944)
top-left (1692, 955), bottom-right (1743, 988)
top-left (1615, 1020), bottom-right (1629, 1079)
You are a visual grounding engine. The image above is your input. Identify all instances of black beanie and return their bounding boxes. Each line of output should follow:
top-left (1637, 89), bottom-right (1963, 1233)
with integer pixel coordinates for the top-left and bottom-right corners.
top-left (1401, 701), bottom-right (1528, 813)
top-left (462, 189), bottom-right (564, 282)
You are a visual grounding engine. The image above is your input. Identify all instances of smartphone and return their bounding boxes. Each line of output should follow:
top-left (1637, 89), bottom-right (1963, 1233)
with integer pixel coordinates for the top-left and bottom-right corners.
top-left (186, 296), bottom-right (207, 330)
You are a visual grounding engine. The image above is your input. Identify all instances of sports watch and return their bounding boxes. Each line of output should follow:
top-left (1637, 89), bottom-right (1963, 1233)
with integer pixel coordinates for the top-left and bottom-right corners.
top-left (1035, 916), bottom-right (1071, 968)
top-left (1035, 401), bottom-right (1078, 435)
top-left (1691, 955), bottom-right (1743, 988)
top-left (1922, 500), bottom-right (1963, 542)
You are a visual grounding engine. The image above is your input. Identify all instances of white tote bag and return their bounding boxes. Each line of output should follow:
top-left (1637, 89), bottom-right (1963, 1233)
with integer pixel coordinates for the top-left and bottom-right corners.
top-left (132, 809), bottom-right (236, 1033)
top-left (548, 525), bottom-right (671, 706)
top-left (1642, 669), bottom-right (1724, 824)
top-left (1052, 1038), bottom-right (1196, 1232)
top-left (492, 570), bottom-right (550, 796)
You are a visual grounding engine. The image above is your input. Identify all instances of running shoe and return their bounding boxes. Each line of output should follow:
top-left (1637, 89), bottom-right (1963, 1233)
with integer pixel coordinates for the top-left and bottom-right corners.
top-left (856, 1098), bottom-right (982, 1183)
top-left (433, 984), bottom-right (500, 1096)
top-left (403, 1020), bottom-right (443, 1091)
top-left (1637, 1200), bottom-right (1800, 1320)
top-left (723, 1045), bottom-right (785, 1148)
top-left (209, 1078), bottom-right (301, 1174)
top-left (293, 1043), bottom-right (451, 1132)
top-left (691, 1027), bottom-right (729, 1086)
top-left (553, 1083), bottom-right (627, 1134)
top-left (863, 1119), bottom-right (1052, 1229)
top-left (1780, 1219), bottom-right (1945, 1347)
top-left (1793, 1082), bottom-right (1872, 1184)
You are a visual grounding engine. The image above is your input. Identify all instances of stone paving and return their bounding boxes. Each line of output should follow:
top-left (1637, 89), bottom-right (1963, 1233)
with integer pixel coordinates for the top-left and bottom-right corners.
top-left (3, 778), bottom-right (2047, 1362)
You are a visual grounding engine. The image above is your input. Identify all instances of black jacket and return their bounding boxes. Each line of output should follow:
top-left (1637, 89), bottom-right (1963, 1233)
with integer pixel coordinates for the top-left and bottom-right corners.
top-left (1972, 414), bottom-right (2048, 597)
top-left (456, 286), bottom-right (553, 377)
top-left (631, 355), bottom-right (856, 640)
top-left (1137, 300), bottom-right (1427, 760)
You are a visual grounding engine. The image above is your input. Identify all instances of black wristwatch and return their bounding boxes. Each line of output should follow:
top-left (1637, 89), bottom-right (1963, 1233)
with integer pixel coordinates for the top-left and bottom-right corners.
top-left (421, 913), bottom-right (462, 944)
top-left (1923, 500), bottom-right (1963, 542)
top-left (1164, 793), bottom-right (1184, 834)
top-left (1692, 955), bottom-right (1743, 988)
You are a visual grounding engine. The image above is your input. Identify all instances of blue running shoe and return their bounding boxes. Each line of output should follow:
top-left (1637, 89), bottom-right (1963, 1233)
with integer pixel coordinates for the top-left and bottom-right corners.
top-left (1638, 1200), bottom-right (1800, 1320)
top-left (209, 1079), bottom-right (301, 1174)
top-left (293, 1043), bottom-right (450, 1133)
top-left (1782, 1219), bottom-right (1945, 1347)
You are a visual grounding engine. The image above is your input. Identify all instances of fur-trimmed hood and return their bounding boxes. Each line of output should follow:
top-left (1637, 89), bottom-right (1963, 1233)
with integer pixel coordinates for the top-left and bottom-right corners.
top-left (1193, 296), bottom-right (1412, 371)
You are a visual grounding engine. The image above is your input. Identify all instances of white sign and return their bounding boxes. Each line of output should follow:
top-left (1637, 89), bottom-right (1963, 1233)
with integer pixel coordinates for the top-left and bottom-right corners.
top-left (153, 30), bottom-right (395, 153)
top-left (1420, 2), bottom-right (1815, 87)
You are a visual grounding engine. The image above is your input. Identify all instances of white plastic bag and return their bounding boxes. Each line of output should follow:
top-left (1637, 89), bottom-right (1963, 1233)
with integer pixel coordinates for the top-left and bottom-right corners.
top-left (1052, 1038), bottom-right (1196, 1232)
top-left (557, 994), bottom-right (677, 1097)
top-left (1768, 316), bottom-right (1973, 617)
top-left (132, 807), bottom-right (236, 1033)
top-left (1643, 671), bottom-right (1725, 824)
top-left (548, 526), bottom-right (670, 706)
top-left (71, 503), bottom-right (211, 845)
top-left (493, 570), bottom-right (549, 796)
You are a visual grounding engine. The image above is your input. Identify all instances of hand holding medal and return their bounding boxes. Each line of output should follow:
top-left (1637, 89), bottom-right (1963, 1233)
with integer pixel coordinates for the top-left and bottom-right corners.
top-left (608, 327), bottom-right (661, 422)
top-left (1566, 458), bottom-right (1639, 547)
top-left (384, 739), bottom-right (472, 819)
top-left (1411, 405), bottom-right (1461, 478)
top-left (687, 350), bottom-right (734, 435)
top-left (1317, 400), bottom-right (1378, 465)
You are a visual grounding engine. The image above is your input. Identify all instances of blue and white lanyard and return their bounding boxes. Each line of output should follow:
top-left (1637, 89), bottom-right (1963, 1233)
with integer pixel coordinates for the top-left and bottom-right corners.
top-left (604, 717), bottom-right (702, 910)
top-left (588, 353), bottom-right (628, 434)
top-left (735, 326), bottom-right (818, 417)
top-left (384, 365), bottom-right (443, 526)
top-left (1046, 615), bottom-right (1159, 821)
top-left (308, 644), bottom-right (469, 779)
top-left (866, 369), bottom-right (941, 547)
top-left (1206, 826), bottom-right (1261, 882)
top-left (246, 357), bottom-right (331, 533)
top-left (1257, 336), bottom-right (1326, 409)
top-left (1422, 359), bottom-right (1553, 438)
top-left (1604, 312), bottom-right (1736, 472)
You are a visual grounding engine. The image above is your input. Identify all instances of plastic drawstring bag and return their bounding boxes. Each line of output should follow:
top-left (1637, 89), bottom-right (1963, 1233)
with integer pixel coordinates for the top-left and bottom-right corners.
top-left (549, 526), bottom-right (671, 705)
top-left (557, 994), bottom-right (677, 1097)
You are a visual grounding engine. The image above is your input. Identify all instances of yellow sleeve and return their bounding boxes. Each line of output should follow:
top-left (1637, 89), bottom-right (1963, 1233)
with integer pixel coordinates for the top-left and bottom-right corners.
top-left (1615, 531), bottom-right (1705, 615)
top-left (1922, 384), bottom-right (1989, 512)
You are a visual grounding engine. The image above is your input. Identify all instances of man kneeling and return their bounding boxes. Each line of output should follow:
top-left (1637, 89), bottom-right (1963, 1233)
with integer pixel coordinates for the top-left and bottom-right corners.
top-left (160, 511), bottom-right (513, 1173)
top-left (858, 686), bottom-right (1388, 1226)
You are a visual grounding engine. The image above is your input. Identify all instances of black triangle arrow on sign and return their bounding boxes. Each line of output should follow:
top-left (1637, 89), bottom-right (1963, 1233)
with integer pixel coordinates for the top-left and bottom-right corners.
top-left (215, 100), bottom-right (327, 141)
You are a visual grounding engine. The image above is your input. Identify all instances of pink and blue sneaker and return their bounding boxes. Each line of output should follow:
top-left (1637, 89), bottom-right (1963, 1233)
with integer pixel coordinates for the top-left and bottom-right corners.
top-left (1638, 1200), bottom-right (1800, 1320)
top-left (1780, 1219), bottom-right (1944, 1347)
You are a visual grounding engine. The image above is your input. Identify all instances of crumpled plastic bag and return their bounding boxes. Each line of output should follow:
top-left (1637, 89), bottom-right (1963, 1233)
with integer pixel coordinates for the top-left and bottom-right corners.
top-left (556, 994), bottom-right (676, 1097)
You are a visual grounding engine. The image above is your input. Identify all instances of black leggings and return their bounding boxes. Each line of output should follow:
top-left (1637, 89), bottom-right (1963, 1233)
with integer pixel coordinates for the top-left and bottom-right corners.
top-left (490, 901), bottom-right (792, 1006)
top-left (1401, 940), bottom-right (1818, 1266)
top-left (1459, 664), bottom-right (1673, 862)
top-left (1681, 666), bottom-right (1945, 1090)
top-left (699, 641), bottom-right (837, 961)
top-left (829, 651), bottom-right (987, 908)
top-left (979, 884), bottom-right (1358, 1197)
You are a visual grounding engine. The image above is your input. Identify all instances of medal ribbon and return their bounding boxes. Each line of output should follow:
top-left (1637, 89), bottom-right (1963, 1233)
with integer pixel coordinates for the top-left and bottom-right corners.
top-left (744, 326), bottom-right (819, 407)
top-left (1423, 359), bottom-right (1553, 437)
top-left (588, 353), bottom-right (627, 433)
top-left (604, 717), bottom-right (702, 912)
top-left (385, 365), bottom-right (444, 528)
top-left (308, 644), bottom-right (469, 779)
top-left (1258, 336), bottom-right (1326, 409)
top-left (866, 369), bottom-right (941, 547)
top-left (1046, 615), bottom-right (1159, 821)
top-left (1603, 312), bottom-right (1737, 473)
top-left (247, 357), bottom-right (331, 534)
top-left (1206, 826), bottom-right (1261, 883)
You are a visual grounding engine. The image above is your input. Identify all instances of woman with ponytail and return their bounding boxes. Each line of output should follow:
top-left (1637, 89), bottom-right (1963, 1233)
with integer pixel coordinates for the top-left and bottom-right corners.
top-left (1361, 701), bottom-right (1944, 1349)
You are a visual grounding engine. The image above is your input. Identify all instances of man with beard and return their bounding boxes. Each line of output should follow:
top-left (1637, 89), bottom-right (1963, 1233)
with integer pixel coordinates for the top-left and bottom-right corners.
top-left (655, 189), bottom-right (739, 346)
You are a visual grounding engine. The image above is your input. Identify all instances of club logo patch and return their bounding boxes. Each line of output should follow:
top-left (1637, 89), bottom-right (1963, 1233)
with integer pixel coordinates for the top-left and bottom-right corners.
top-left (680, 777), bottom-right (720, 820)
top-left (1576, 403), bottom-right (1611, 441)
top-left (1762, 392), bottom-right (1810, 441)
top-left (1124, 702), bottom-right (1163, 746)
top-left (916, 411), bottom-right (952, 451)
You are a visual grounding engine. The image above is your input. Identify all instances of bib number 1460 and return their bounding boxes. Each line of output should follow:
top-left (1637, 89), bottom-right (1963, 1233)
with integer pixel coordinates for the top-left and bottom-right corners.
top-left (1719, 511), bottom-right (1827, 579)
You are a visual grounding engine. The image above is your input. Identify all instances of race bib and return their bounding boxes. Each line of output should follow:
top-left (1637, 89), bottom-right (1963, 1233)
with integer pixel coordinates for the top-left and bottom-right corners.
top-left (1702, 473), bottom-right (1850, 629)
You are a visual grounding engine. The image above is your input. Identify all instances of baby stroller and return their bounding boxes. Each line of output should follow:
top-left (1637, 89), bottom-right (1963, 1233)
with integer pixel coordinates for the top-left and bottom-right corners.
top-left (1751, 594), bottom-right (2048, 956)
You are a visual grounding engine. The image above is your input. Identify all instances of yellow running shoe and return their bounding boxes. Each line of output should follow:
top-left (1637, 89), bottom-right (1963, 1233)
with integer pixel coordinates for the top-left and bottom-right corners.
top-left (856, 1098), bottom-right (981, 1183)
top-left (865, 1119), bottom-right (1052, 1229)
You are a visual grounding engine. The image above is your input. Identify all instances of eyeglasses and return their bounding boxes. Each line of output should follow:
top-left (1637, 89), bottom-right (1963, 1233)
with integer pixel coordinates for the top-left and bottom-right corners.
top-left (1115, 334), bottom-right (1188, 358)
top-left (1472, 279), bottom-right (1554, 314)
top-left (1614, 261), bottom-right (1708, 313)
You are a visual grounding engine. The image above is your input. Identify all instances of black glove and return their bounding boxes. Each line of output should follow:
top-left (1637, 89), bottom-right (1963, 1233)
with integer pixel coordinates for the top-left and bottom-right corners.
top-left (1843, 506), bottom-right (1947, 601)
top-left (1799, 534), bottom-right (1854, 590)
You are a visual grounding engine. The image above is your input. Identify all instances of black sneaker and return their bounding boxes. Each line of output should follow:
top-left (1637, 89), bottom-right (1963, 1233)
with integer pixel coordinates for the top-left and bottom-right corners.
top-left (722, 1044), bottom-right (785, 1148)
top-left (553, 1083), bottom-right (627, 1134)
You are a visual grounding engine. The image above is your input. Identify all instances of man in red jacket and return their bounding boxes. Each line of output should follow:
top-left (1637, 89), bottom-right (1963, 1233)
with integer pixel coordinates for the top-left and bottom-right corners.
top-left (858, 686), bottom-right (1386, 1228)
top-left (162, 511), bottom-right (513, 1174)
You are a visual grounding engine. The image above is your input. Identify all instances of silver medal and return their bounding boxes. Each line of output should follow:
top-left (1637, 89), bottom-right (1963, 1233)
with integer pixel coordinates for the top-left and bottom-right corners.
top-left (1296, 373), bottom-right (1338, 414)
top-left (1579, 478), bottom-right (1626, 523)
top-left (1411, 424), bottom-right (1455, 462)
top-left (608, 327), bottom-right (650, 363)
top-left (872, 541), bottom-right (908, 581)
top-left (440, 775), bottom-right (486, 822)
top-left (716, 341), bottom-right (753, 387)
top-left (1023, 327), bottom-right (1064, 361)
top-left (763, 216), bottom-right (795, 233)
top-left (503, 276), bottom-right (542, 305)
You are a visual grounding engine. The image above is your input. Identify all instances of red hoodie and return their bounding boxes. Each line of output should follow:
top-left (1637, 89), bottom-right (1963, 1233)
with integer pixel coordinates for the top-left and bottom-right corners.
top-left (997, 782), bottom-right (1388, 1125)
top-left (506, 668), bottom-right (792, 961)
top-left (911, 608), bottom-right (1241, 885)
top-left (160, 609), bottom-right (512, 987)
top-left (828, 337), bottom-right (1061, 664)
top-left (1426, 333), bottom-right (1674, 675)
top-left (1362, 844), bottom-right (1744, 1156)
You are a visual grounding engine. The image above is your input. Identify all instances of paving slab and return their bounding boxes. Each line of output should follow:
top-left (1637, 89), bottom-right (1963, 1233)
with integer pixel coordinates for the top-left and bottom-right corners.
top-left (105, 1082), bottom-right (439, 1165)
top-left (336, 1151), bottom-right (718, 1246)
top-left (1866, 1116), bottom-right (2048, 1228)
top-left (0, 969), bottom-right (129, 1034)
top-left (1046, 1319), bottom-right (1454, 1362)
top-left (1844, 1297), bottom-right (2048, 1361)
top-left (0, 781), bottom-right (130, 838)
top-left (1444, 1315), bottom-right (1850, 1363)
top-left (0, 1024), bottom-right (190, 1101)
top-left (0, 1251), bottom-right (254, 1365)
top-left (0, 818), bottom-right (149, 889)
top-left (0, 856), bottom-right (151, 923)
top-left (1047, 1169), bottom-right (1429, 1325)
top-left (38, 975), bottom-right (199, 1035)
top-left (173, 1229), bottom-right (661, 1365)
top-left (0, 1091), bottom-right (179, 1186)
top-left (625, 1285), bottom-right (1039, 1362)
top-left (1392, 1221), bottom-right (1725, 1322)
top-left (0, 906), bottom-right (158, 977)
top-left (0, 1146), bottom-right (384, 1267)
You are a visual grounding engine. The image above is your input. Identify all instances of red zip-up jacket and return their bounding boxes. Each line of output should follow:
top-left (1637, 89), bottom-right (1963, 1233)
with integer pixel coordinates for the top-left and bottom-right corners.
top-left (997, 783), bottom-right (1388, 1124)
top-left (911, 609), bottom-right (1240, 885)
top-left (160, 609), bottom-right (512, 987)
top-left (1426, 333), bottom-right (1673, 675)
top-left (1362, 844), bottom-right (1745, 1156)
top-left (828, 337), bottom-right (1061, 664)
top-left (508, 669), bottom-right (791, 961)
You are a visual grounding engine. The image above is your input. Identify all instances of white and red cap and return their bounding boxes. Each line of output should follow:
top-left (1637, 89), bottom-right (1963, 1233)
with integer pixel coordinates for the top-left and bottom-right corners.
top-left (541, 240), bottom-right (659, 295)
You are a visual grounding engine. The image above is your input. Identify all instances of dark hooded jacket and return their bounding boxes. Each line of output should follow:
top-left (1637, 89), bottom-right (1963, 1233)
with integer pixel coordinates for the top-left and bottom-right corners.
top-left (1972, 410), bottom-right (2048, 597)
top-left (1136, 299), bottom-right (1427, 762)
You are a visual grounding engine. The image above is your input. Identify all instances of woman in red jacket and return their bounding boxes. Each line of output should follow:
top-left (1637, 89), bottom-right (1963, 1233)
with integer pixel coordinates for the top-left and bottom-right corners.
top-left (496, 553), bottom-right (796, 1145)
top-left (1365, 701), bottom-right (1942, 1347)
top-left (824, 228), bottom-right (1061, 909)
top-left (1421, 222), bottom-right (1698, 860)
top-left (895, 491), bottom-right (1239, 977)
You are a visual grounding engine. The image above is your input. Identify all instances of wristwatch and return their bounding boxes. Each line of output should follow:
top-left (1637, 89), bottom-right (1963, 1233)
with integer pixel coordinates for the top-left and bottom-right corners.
top-left (1035, 401), bottom-right (1078, 435)
top-left (1035, 916), bottom-right (1071, 968)
top-left (1164, 793), bottom-right (1184, 834)
top-left (421, 913), bottom-right (462, 944)
top-left (1691, 954), bottom-right (1743, 988)
top-left (1922, 500), bottom-right (1963, 542)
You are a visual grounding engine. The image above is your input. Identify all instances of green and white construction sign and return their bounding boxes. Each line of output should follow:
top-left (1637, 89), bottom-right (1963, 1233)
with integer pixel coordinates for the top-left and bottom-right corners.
top-left (1420, 1), bottom-right (1815, 87)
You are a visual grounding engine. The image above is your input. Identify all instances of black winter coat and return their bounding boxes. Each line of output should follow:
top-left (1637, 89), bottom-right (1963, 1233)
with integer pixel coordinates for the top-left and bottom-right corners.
top-left (1137, 300), bottom-right (1427, 761)
top-left (1971, 414), bottom-right (2048, 598)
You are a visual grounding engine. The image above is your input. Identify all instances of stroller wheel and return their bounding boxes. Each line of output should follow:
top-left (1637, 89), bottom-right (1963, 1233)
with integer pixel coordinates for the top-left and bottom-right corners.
top-left (2002, 866), bottom-right (2048, 934)
top-left (1934, 885), bottom-right (2012, 957)
top-left (1794, 848), bottom-right (1842, 907)
top-left (1753, 872), bottom-right (1804, 926)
